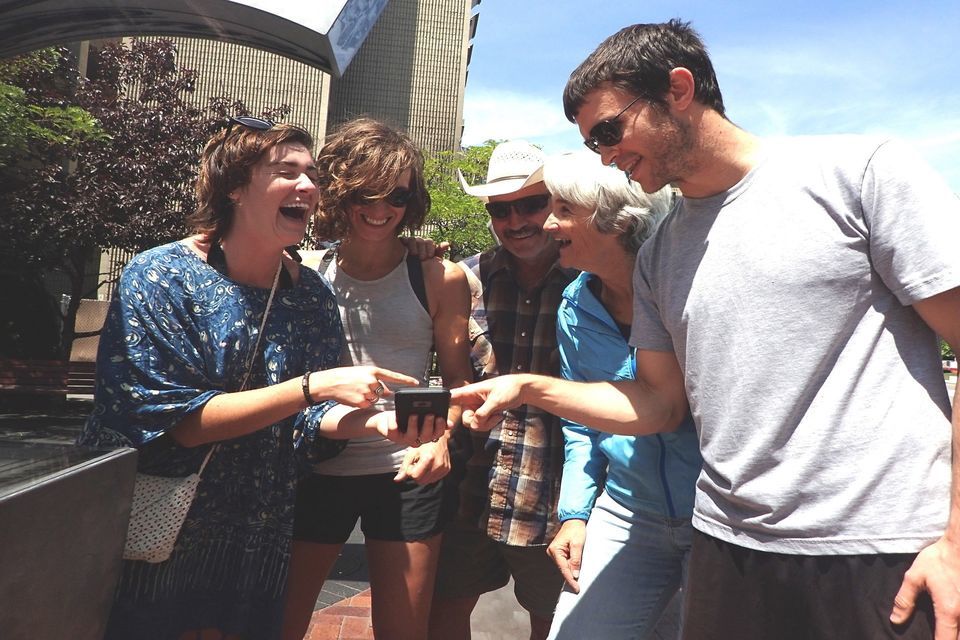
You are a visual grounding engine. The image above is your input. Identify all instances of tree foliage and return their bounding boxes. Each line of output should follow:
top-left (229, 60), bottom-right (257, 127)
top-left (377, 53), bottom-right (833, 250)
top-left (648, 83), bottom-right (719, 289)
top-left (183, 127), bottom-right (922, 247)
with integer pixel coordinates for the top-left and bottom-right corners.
top-left (0, 40), bottom-right (287, 358)
top-left (422, 140), bottom-right (498, 261)
top-left (0, 52), bottom-right (105, 171)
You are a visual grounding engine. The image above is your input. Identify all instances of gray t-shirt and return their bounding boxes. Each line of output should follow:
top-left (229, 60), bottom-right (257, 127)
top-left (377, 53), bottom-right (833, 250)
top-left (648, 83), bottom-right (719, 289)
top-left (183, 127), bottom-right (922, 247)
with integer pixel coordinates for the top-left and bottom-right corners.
top-left (632, 136), bottom-right (960, 554)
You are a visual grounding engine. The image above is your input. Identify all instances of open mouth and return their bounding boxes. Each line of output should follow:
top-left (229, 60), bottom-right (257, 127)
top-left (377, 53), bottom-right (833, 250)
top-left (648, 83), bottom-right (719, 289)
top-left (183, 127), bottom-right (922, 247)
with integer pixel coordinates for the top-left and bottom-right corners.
top-left (555, 238), bottom-right (572, 249)
top-left (361, 213), bottom-right (390, 227)
top-left (505, 226), bottom-right (538, 240)
top-left (279, 203), bottom-right (309, 221)
top-left (622, 157), bottom-right (641, 180)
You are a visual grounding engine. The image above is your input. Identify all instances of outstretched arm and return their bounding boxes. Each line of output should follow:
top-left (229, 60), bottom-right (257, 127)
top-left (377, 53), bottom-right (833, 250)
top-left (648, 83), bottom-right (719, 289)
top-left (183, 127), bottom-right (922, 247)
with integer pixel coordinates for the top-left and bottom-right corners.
top-left (172, 366), bottom-right (419, 447)
top-left (451, 349), bottom-right (688, 436)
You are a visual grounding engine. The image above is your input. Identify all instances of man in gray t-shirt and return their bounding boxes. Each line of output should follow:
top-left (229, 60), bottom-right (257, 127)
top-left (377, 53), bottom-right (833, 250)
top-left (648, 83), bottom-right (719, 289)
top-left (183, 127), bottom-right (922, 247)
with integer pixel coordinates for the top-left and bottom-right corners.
top-left (452, 19), bottom-right (960, 640)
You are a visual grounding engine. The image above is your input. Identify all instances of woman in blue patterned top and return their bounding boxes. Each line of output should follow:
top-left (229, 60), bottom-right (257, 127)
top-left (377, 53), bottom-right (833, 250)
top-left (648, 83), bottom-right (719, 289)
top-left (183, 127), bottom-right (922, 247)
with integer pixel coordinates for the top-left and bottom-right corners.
top-left (78, 120), bottom-right (443, 640)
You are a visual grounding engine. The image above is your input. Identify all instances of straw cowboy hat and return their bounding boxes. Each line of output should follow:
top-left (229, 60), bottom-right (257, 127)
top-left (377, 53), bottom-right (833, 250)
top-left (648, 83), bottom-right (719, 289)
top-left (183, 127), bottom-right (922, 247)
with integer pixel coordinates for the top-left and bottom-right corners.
top-left (458, 140), bottom-right (545, 202)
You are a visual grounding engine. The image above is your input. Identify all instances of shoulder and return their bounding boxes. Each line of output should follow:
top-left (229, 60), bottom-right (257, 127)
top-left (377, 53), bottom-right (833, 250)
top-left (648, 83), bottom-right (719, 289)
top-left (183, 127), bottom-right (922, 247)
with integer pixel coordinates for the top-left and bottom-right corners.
top-left (766, 134), bottom-right (891, 176)
top-left (458, 251), bottom-right (482, 274)
top-left (424, 257), bottom-right (467, 284)
top-left (422, 257), bottom-right (470, 309)
top-left (119, 240), bottom-right (196, 288)
top-left (459, 246), bottom-right (500, 274)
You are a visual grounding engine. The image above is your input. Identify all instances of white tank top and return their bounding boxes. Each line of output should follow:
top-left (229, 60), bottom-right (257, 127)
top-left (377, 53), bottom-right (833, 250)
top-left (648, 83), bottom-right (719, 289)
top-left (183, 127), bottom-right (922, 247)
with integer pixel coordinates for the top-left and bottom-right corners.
top-left (312, 251), bottom-right (433, 475)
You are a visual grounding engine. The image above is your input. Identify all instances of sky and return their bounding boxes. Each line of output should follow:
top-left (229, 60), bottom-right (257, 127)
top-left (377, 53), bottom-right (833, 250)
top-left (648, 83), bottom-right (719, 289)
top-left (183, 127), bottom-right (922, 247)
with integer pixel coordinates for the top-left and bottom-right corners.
top-left (461, 0), bottom-right (960, 192)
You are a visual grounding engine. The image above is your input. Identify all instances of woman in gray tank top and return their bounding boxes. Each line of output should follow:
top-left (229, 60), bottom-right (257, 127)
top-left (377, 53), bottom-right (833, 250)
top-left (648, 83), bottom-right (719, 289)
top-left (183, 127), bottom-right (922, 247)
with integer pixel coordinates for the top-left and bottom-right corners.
top-left (283, 118), bottom-right (474, 640)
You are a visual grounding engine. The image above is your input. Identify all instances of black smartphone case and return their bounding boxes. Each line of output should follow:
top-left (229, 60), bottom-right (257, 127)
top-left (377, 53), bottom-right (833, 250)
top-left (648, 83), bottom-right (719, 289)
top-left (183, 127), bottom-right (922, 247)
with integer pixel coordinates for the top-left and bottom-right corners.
top-left (394, 388), bottom-right (450, 433)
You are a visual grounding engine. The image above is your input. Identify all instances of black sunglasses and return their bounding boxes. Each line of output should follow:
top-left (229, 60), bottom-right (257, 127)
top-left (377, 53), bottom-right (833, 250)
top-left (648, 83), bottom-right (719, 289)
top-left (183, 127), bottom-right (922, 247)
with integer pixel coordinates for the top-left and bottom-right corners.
top-left (213, 116), bottom-right (275, 159)
top-left (485, 193), bottom-right (551, 220)
top-left (582, 95), bottom-right (644, 153)
top-left (224, 115), bottom-right (275, 139)
top-left (356, 187), bottom-right (415, 208)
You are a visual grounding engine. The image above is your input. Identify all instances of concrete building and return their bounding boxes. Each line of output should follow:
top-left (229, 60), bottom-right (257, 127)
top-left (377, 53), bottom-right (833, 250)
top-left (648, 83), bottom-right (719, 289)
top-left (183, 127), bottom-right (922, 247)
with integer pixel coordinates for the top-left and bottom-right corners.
top-left (166, 0), bottom-right (477, 151)
top-left (327, 0), bottom-right (478, 151)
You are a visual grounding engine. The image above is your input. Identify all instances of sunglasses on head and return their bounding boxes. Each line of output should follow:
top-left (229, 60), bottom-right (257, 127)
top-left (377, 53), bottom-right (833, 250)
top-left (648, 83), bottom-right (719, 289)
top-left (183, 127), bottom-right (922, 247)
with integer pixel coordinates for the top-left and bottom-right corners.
top-left (213, 116), bottom-right (275, 158)
top-left (356, 187), bottom-right (415, 208)
top-left (223, 115), bottom-right (275, 139)
top-left (485, 193), bottom-right (551, 220)
top-left (582, 95), bottom-right (644, 153)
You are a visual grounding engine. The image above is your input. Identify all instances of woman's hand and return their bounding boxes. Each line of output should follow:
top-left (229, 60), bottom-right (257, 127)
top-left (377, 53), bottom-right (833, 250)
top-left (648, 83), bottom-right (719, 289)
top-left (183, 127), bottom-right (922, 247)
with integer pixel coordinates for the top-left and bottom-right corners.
top-left (309, 366), bottom-right (419, 407)
top-left (394, 437), bottom-right (451, 485)
top-left (547, 519), bottom-right (587, 593)
top-left (370, 411), bottom-right (449, 448)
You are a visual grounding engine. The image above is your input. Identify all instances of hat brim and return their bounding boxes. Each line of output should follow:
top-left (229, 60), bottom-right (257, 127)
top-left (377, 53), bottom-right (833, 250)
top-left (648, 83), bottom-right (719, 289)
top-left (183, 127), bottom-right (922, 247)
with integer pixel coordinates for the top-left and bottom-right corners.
top-left (458, 169), bottom-right (545, 202)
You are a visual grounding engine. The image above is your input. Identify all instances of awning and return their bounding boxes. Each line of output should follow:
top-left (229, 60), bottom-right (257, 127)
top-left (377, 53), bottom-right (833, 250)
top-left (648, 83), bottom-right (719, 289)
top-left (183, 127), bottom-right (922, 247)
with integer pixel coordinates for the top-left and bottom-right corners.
top-left (0, 0), bottom-right (389, 76)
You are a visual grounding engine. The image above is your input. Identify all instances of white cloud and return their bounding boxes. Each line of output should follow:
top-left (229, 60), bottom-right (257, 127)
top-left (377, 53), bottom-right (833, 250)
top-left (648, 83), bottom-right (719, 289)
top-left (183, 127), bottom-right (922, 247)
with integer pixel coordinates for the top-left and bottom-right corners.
top-left (461, 87), bottom-right (573, 146)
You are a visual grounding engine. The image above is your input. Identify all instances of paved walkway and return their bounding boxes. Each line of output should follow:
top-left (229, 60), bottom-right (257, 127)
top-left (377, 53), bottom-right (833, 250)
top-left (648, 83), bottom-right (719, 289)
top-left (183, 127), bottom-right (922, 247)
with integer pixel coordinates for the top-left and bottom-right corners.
top-left (302, 527), bottom-right (682, 639)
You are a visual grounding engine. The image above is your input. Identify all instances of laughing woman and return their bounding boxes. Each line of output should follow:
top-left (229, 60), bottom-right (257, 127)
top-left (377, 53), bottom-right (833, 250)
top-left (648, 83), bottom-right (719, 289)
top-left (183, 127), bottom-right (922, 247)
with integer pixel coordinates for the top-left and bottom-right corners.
top-left (283, 118), bottom-right (473, 640)
top-left (78, 120), bottom-right (435, 640)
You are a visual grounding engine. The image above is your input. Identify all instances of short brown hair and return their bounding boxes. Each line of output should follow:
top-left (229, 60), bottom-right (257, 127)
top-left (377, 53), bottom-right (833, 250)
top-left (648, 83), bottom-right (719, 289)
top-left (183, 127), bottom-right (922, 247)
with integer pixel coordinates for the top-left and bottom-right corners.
top-left (189, 122), bottom-right (315, 243)
top-left (311, 118), bottom-right (430, 242)
top-left (563, 19), bottom-right (725, 122)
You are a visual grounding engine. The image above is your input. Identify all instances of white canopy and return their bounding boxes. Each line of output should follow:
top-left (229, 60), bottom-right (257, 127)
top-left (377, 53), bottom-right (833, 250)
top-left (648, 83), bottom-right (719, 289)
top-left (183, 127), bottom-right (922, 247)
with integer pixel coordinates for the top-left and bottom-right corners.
top-left (0, 0), bottom-right (389, 76)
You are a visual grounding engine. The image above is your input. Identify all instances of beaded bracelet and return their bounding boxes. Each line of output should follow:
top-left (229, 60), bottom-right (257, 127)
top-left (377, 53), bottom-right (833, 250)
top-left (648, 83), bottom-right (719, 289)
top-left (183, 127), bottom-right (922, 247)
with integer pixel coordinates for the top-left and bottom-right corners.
top-left (301, 371), bottom-right (314, 406)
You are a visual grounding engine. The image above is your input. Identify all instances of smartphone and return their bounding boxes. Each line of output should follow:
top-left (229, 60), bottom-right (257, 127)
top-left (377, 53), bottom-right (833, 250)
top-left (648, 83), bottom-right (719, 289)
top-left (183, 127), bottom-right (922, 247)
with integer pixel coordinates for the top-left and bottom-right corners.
top-left (394, 387), bottom-right (450, 433)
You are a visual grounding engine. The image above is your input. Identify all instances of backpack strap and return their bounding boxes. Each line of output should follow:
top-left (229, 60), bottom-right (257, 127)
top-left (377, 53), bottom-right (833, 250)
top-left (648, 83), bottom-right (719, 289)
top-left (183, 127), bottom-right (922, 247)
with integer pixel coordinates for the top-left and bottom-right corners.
top-left (318, 247), bottom-right (336, 272)
top-left (405, 252), bottom-right (429, 313)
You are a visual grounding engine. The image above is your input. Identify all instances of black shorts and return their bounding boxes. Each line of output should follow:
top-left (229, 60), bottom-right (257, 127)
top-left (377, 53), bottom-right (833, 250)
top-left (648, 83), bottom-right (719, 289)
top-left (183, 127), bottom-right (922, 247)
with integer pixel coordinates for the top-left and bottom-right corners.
top-left (682, 530), bottom-right (935, 640)
top-left (293, 473), bottom-right (446, 543)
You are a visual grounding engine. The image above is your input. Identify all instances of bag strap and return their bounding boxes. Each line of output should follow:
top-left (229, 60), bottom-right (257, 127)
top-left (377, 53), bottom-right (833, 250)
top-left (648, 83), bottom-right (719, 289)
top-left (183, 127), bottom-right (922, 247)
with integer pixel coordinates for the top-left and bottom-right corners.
top-left (197, 444), bottom-right (217, 476)
top-left (239, 259), bottom-right (282, 392)
top-left (318, 246), bottom-right (336, 272)
top-left (405, 252), bottom-right (429, 313)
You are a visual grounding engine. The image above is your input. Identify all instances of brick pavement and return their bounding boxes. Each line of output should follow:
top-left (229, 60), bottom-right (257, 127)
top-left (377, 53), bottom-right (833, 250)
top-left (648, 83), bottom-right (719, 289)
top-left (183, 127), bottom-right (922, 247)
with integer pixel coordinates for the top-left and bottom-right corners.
top-left (304, 590), bottom-right (373, 640)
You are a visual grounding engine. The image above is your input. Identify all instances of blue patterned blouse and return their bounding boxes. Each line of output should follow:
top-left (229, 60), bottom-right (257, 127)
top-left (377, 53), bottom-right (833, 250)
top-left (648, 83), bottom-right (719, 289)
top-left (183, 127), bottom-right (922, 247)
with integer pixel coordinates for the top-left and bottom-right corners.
top-left (78, 240), bottom-right (343, 640)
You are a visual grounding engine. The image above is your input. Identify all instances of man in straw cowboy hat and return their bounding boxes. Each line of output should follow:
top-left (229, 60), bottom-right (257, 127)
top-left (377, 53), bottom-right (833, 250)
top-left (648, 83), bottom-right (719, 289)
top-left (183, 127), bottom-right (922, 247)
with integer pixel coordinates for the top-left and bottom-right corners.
top-left (428, 141), bottom-right (575, 639)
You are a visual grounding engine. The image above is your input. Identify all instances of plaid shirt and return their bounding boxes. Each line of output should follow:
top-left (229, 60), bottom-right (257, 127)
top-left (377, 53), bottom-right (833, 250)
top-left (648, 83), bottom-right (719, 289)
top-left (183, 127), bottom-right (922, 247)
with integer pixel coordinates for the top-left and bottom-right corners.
top-left (454, 247), bottom-right (575, 546)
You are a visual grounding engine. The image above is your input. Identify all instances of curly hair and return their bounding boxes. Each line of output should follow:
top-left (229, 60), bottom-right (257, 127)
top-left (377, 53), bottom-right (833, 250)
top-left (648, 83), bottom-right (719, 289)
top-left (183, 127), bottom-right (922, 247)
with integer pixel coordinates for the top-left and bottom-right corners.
top-left (311, 118), bottom-right (430, 243)
top-left (189, 122), bottom-right (315, 243)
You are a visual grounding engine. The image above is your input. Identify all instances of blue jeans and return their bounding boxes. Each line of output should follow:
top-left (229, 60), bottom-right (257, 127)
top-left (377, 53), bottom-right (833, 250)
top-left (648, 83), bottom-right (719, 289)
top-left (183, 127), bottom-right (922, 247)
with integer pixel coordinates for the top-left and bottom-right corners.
top-left (547, 491), bottom-right (693, 640)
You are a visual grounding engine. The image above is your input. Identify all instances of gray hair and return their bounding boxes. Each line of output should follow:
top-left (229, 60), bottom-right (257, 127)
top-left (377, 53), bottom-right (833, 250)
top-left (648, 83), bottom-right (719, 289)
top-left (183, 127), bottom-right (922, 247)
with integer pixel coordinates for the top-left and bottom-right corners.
top-left (543, 151), bottom-right (674, 254)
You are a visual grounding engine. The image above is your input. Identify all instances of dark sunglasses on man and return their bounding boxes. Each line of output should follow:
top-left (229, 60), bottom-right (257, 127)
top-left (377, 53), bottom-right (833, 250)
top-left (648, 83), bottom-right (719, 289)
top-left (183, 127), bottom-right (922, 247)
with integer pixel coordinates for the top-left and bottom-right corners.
top-left (484, 193), bottom-right (551, 220)
top-left (355, 187), bottom-right (415, 208)
top-left (582, 94), bottom-right (644, 153)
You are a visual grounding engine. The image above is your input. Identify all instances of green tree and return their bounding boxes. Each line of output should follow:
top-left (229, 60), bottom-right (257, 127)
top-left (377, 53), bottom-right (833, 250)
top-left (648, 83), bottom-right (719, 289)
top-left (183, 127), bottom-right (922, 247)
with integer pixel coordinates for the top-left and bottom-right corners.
top-left (423, 140), bottom-right (498, 261)
top-left (0, 49), bottom-right (105, 173)
top-left (0, 40), bottom-right (287, 359)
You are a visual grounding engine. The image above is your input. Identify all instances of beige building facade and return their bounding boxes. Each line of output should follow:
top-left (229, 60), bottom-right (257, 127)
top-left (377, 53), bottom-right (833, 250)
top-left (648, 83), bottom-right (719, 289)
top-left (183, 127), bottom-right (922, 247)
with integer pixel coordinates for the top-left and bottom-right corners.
top-left (163, 0), bottom-right (476, 151)
top-left (328, 0), bottom-right (477, 151)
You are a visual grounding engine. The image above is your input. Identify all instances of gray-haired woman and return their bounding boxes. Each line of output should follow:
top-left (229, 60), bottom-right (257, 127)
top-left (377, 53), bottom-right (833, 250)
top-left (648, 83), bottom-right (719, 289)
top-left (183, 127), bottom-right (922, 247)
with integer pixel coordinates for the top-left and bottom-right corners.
top-left (541, 152), bottom-right (702, 640)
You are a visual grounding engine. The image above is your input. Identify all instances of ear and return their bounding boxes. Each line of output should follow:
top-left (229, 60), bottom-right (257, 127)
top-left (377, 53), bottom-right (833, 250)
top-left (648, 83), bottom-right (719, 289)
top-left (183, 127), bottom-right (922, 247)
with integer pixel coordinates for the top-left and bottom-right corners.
top-left (667, 67), bottom-right (696, 111)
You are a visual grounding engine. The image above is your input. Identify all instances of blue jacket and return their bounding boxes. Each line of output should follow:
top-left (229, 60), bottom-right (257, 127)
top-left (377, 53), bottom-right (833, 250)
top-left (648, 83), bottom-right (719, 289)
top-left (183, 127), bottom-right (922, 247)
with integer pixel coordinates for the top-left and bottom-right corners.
top-left (556, 272), bottom-right (702, 521)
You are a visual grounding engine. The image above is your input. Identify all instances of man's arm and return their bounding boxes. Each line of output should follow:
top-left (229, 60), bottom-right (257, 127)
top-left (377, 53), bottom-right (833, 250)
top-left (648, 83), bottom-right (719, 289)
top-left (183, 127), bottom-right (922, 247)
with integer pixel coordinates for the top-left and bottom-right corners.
top-left (891, 286), bottom-right (960, 635)
top-left (451, 349), bottom-right (688, 436)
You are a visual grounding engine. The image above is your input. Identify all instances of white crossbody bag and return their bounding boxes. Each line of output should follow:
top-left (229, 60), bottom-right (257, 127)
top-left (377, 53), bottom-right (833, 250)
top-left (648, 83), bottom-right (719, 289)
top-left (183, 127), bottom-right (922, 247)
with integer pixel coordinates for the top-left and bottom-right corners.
top-left (123, 260), bottom-right (281, 563)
